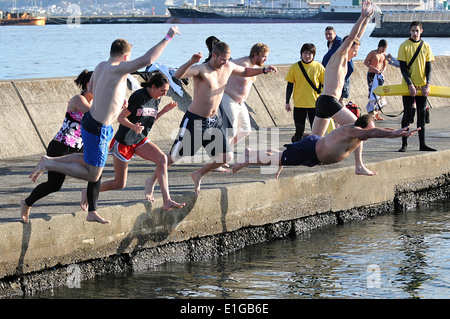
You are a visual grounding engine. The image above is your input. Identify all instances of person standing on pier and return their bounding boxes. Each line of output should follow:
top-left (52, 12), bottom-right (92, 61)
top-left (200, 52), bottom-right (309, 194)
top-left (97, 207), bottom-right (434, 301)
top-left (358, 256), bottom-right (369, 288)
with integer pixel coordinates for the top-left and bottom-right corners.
top-left (397, 21), bottom-right (436, 152)
top-left (364, 39), bottom-right (388, 121)
top-left (29, 26), bottom-right (180, 224)
top-left (285, 43), bottom-right (325, 142)
top-left (310, 0), bottom-right (375, 176)
top-left (144, 42), bottom-right (277, 196)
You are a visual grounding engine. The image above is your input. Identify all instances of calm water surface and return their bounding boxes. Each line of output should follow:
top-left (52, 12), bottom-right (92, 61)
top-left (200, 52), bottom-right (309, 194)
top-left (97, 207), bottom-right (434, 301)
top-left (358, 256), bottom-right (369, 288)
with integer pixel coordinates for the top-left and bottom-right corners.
top-left (32, 202), bottom-right (450, 299)
top-left (1, 23), bottom-right (449, 80)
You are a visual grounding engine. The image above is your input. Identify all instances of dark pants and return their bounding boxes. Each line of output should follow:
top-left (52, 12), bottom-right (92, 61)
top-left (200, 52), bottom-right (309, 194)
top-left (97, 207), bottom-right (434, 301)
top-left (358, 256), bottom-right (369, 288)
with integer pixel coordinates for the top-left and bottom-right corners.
top-left (25, 140), bottom-right (82, 206)
top-left (293, 107), bottom-right (315, 142)
top-left (401, 95), bottom-right (428, 147)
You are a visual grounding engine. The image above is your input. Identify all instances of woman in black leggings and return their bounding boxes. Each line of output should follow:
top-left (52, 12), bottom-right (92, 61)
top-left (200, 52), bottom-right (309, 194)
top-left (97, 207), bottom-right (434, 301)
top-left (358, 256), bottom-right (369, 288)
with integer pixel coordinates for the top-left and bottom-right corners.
top-left (20, 70), bottom-right (93, 223)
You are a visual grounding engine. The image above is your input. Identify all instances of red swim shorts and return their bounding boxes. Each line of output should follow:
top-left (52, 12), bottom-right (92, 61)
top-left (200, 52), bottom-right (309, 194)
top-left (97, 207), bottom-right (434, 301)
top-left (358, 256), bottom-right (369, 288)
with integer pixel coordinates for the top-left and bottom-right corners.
top-left (109, 137), bottom-right (148, 162)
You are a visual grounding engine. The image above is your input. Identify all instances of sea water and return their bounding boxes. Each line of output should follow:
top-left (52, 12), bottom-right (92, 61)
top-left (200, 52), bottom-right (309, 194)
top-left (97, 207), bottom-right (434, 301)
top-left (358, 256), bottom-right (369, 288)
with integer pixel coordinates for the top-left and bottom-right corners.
top-left (1, 22), bottom-right (449, 80)
top-left (29, 201), bottom-right (450, 299)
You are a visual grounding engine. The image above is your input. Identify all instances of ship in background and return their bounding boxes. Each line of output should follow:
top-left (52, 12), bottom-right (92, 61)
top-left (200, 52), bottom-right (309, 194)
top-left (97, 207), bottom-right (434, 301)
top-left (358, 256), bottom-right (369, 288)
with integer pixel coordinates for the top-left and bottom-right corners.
top-left (167, 0), bottom-right (449, 24)
top-left (167, 0), bottom-right (364, 23)
top-left (0, 10), bottom-right (46, 25)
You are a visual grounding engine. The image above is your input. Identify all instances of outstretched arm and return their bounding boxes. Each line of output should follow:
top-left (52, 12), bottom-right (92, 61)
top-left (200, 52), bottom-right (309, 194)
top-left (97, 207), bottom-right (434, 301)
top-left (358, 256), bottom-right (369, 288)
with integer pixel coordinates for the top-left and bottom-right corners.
top-left (116, 26), bottom-right (180, 75)
top-left (231, 62), bottom-right (277, 77)
top-left (351, 125), bottom-right (420, 140)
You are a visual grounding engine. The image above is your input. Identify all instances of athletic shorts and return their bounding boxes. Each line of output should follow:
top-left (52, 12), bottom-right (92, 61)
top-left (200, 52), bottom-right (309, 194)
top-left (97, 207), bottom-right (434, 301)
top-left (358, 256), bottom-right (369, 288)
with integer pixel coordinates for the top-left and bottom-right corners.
top-left (169, 110), bottom-right (230, 159)
top-left (109, 137), bottom-right (148, 162)
top-left (219, 92), bottom-right (252, 138)
top-left (281, 135), bottom-right (321, 167)
top-left (315, 95), bottom-right (343, 119)
top-left (81, 111), bottom-right (114, 167)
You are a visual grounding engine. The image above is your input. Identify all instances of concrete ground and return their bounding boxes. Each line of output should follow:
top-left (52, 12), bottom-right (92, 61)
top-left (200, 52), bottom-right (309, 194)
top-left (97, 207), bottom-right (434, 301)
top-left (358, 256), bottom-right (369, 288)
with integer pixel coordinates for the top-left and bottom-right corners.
top-left (2, 105), bottom-right (450, 225)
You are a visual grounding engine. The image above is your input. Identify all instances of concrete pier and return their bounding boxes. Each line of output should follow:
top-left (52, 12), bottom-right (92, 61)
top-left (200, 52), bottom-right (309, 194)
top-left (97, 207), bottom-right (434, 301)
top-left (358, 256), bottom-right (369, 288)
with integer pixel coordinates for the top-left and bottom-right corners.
top-left (0, 57), bottom-right (449, 297)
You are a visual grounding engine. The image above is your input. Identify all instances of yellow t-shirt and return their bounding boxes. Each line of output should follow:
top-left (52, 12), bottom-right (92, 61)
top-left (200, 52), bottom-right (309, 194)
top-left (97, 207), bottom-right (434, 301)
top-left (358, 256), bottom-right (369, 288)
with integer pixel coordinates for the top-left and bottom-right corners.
top-left (285, 60), bottom-right (325, 108)
top-left (397, 39), bottom-right (434, 86)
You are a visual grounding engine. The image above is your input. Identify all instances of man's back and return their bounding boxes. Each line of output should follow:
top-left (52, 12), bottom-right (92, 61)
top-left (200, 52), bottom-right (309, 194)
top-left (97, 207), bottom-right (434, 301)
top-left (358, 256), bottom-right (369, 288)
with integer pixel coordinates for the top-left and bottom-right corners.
top-left (316, 124), bottom-right (360, 164)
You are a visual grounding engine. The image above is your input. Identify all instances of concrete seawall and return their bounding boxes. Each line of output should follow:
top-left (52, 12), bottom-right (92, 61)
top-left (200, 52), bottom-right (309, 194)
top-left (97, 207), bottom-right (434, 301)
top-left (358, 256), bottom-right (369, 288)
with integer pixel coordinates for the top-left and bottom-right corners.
top-left (0, 57), bottom-right (449, 297)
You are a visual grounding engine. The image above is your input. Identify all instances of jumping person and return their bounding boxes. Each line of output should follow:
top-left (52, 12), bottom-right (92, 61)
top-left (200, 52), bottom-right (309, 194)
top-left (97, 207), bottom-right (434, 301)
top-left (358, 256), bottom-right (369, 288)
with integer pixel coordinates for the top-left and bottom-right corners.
top-left (20, 70), bottom-right (93, 224)
top-left (144, 42), bottom-right (277, 196)
top-left (29, 26), bottom-right (180, 224)
top-left (80, 73), bottom-right (186, 212)
top-left (232, 115), bottom-right (420, 178)
top-left (311, 0), bottom-right (375, 176)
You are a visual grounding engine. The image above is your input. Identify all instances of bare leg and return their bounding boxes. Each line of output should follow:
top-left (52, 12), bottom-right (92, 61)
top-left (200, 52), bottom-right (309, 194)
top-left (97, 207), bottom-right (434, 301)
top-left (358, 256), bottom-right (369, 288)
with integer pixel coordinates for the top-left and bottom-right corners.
top-left (30, 154), bottom-right (101, 183)
top-left (81, 156), bottom-right (128, 212)
top-left (311, 117), bottom-right (331, 137)
top-left (145, 154), bottom-right (175, 202)
top-left (333, 107), bottom-right (377, 176)
top-left (20, 199), bottom-right (31, 224)
top-left (232, 148), bottom-right (283, 178)
top-left (191, 152), bottom-right (233, 195)
top-left (136, 142), bottom-right (185, 211)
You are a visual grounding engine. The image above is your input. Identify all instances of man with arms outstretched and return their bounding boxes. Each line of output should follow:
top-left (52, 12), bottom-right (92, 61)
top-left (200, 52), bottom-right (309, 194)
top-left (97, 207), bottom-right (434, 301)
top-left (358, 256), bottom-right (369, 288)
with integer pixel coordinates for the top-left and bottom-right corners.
top-left (311, 0), bottom-right (374, 176)
top-left (29, 26), bottom-right (180, 224)
top-left (145, 42), bottom-right (277, 197)
top-left (232, 115), bottom-right (420, 178)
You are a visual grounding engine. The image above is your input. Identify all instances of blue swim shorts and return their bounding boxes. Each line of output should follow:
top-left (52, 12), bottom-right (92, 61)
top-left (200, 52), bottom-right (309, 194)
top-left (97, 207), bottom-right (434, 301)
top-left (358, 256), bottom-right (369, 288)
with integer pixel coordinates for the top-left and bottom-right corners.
top-left (281, 135), bottom-right (321, 167)
top-left (81, 112), bottom-right (114, 167)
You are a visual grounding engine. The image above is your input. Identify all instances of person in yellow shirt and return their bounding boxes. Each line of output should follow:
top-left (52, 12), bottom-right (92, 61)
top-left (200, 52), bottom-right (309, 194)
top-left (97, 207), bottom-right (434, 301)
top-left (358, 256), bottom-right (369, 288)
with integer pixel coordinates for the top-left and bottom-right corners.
top-left (397, 21), bottom-right (435, 152)
top-left (285, 43), bottom-right (325, 142)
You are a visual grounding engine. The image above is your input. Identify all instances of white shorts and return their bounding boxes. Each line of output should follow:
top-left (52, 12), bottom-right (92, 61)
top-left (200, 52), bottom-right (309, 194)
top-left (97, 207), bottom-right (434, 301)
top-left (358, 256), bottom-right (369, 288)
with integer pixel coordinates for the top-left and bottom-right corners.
top-left (220, 92), bottom-right (252, 138)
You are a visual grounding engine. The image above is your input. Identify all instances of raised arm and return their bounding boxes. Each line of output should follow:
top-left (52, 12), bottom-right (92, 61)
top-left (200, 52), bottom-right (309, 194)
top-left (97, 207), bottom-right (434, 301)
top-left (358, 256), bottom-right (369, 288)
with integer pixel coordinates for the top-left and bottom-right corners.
top-left (174, 53), bottom-right (203, 79)
top-left (116, 26), bottom-right (180, 75)
top-left (338, 1), bottom-right (373, 55)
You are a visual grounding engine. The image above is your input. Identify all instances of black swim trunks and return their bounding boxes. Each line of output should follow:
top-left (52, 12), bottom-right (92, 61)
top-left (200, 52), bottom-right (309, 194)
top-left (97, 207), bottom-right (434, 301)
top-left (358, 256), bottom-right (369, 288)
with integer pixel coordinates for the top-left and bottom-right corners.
top-left (281, 135), bottom-right (321, 167)
top-left (170, 110), bottom-right (230, 159)
top-left (315, 94), bottom-right (343, 119)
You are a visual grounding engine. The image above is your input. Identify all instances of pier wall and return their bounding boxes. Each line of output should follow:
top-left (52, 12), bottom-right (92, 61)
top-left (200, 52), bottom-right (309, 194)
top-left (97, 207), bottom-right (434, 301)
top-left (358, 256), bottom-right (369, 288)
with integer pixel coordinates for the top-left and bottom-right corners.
top-left (1, 56), bottom-right (450, 297)
top-left (1, 56), bottom-right (449, 160)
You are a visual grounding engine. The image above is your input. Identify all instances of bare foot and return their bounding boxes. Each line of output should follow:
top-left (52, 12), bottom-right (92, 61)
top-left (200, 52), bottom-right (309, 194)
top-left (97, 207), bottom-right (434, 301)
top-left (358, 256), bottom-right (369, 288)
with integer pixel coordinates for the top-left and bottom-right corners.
top-left (190, 171), bottom-right (202, 195)
top-left (144, 177), bottom-right (156, 202)
top-left (29, 156), bottom-right (47, 183)
top-left (163, 199), bottom-right (186, 212)
top-left (80, 189), bottom-right (88, 212)
top-left (355, 165), bottom-right (378, 176)
top-left (20, 199), bottom-right (31, 224)
top-left (375, 113), bottom-right (384, 121)
top-left (232, 148), bottom-right (251, 173)
top-left (275, 165), bottom-right (284, 179)
top-left (86, 211), bottom-right (110, 224)
top-left (213, 166), bottom-right (230, 173)
top-left (232, 162), bottom-right (248, 174)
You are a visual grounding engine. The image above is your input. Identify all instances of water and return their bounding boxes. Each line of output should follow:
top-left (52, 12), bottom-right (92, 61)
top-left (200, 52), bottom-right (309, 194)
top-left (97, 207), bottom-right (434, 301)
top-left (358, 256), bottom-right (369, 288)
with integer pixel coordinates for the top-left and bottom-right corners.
top-left (1, 23), bottom-right (449, 80)
top-left (30, 201), bottom-right (450, 299)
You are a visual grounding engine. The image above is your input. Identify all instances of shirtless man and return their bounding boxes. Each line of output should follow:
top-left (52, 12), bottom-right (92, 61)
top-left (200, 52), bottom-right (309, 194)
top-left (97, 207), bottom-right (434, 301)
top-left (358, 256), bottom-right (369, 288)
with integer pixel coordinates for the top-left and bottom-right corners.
top-left (222, 43), bottom-right (270, 146)
top-left (29, 26), bottom-right (180, 224)
top-left (364, 39), bottom-right (388, 120)
top-left (213, 43), bottom-right (270, 172)
top-left (232, 115), bottom-right (420, 178)
top-left (311, 0), bottom-right (374, 176)
top-left (145, 42), bottom-right (277, 196)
